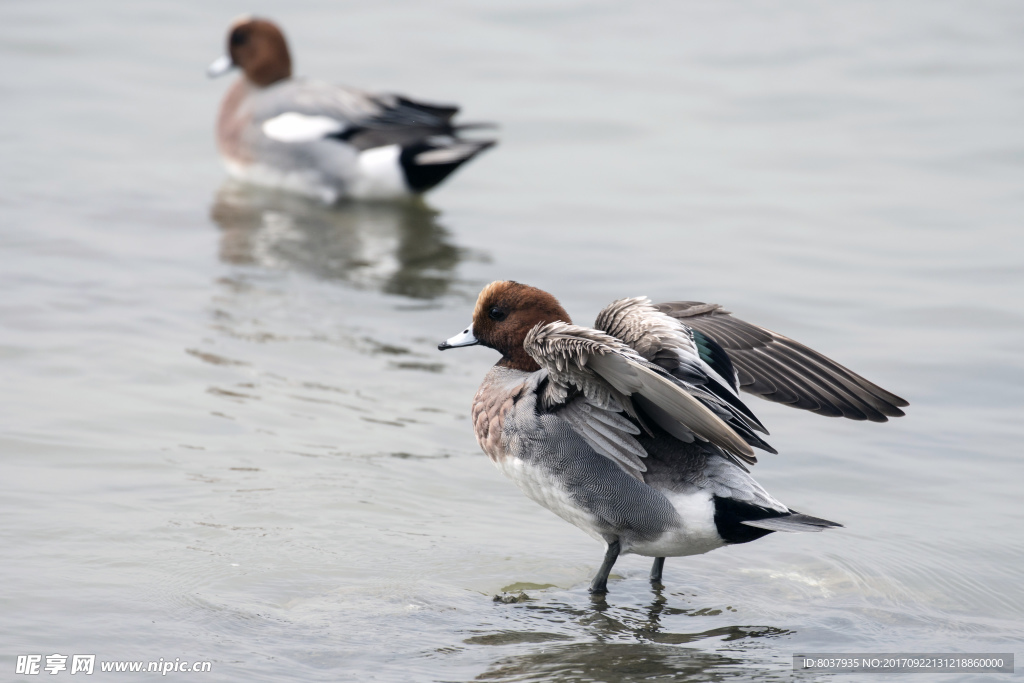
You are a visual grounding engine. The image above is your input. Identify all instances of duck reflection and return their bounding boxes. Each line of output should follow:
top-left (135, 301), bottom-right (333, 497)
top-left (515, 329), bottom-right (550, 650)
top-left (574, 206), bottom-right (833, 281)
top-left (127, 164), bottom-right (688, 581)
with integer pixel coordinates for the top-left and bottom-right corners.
top-left (477, 642), bottom-right (748, 682)
top-left (210, 181), bottom-right (468, 299)
top-left (474, 589), bottom-right (792, 681)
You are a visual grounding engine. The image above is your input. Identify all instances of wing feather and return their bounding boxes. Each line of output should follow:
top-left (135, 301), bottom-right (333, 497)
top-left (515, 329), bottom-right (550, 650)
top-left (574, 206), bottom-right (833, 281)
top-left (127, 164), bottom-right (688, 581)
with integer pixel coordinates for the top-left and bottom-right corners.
top-left (252, 80), bottom-right (490, 151)
top-left (593, 297), bottom-right (771, 439)
top-left (524, 322), bottom-right (756, 464)
top-left (656, 302), bottom-right (908, 422)
top-left (558, 399), bottom-right (647, 478)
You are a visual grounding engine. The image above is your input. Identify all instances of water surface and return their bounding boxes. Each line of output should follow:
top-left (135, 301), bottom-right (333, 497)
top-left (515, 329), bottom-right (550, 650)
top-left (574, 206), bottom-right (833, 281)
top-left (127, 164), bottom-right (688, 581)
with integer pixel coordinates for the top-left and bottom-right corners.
top-left (2, 1), bottom-right (1023, 681)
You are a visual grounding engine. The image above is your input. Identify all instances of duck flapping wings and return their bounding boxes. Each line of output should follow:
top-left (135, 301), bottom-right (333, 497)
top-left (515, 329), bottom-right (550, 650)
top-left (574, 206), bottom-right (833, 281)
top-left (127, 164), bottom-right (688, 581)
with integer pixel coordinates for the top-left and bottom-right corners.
top-left (519, 296), bottom-right (906, 479)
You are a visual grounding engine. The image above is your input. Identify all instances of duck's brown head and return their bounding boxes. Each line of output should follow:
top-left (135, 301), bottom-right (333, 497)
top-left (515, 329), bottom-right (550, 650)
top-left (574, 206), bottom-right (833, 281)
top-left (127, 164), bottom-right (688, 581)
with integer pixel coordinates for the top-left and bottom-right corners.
top-left (209, 17), bottom-right (292, 87)
top-left (438, 281), bottom-right (571, 372)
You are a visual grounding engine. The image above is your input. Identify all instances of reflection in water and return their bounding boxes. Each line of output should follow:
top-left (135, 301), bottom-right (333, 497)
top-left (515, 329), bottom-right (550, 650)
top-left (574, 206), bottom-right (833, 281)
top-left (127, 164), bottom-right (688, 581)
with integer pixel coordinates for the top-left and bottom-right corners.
top-left (473, 589), bottom-right (793, 682)
top-left (478, 643), bottom-right (753, 682)
top-left (210, 182), bottom-right (471, 299)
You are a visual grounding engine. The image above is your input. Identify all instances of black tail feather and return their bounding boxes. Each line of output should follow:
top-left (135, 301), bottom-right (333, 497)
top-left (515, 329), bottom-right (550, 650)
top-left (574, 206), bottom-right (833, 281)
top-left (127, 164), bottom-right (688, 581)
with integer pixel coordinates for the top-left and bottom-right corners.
top-left (399, 139), bottom-right (496, 193)
top-left (714, 496), bottom-right (842, 544)
top-left (452, 121), bottom-right (499, 132)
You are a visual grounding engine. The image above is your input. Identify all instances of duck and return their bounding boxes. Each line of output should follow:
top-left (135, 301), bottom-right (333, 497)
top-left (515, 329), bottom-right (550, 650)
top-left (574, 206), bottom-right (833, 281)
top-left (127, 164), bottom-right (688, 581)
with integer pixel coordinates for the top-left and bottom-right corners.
top-left (438, 281), bottom-right (908, 593)
top-left (207, 17), bottom-right (496, 203)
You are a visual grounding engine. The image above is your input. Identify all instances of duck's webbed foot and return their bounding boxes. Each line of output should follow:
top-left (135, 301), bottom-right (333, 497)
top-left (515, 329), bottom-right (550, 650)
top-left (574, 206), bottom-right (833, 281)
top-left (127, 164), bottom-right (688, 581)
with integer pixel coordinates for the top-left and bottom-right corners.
top-left (588, 540), bottom-right (621, 594)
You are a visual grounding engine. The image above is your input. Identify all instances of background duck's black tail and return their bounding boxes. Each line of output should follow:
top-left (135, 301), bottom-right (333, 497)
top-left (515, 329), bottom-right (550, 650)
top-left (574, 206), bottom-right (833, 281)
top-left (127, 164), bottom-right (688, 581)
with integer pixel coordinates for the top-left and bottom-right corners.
top-left (399, 139), bottom-right (497, 193)
top-left (452, 122), bottom-right (499, 133)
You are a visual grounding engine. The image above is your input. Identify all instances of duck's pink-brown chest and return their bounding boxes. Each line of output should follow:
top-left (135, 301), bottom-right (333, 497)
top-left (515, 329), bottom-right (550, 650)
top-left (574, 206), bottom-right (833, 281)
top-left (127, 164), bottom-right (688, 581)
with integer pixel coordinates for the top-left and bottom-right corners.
top-left (216, 79), bottom-right (253, 164)
top-left (471, 379), bottom-right (527, 464)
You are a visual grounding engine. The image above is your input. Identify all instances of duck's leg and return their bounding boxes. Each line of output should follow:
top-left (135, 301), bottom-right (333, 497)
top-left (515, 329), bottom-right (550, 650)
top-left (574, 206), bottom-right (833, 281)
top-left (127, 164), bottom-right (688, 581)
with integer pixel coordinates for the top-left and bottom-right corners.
top-left (650, 557), bottom-right (665, 583)
top-left (589, 540), bottom-right (621, 594)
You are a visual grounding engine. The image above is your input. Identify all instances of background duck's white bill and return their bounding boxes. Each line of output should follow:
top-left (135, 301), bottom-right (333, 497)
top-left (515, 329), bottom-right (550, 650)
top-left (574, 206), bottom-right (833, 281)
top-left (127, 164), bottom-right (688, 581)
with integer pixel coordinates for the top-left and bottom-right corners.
top-left (438, 324), bottom-right (478, 350)
top-left (207, 55), bottom-right (234, 78)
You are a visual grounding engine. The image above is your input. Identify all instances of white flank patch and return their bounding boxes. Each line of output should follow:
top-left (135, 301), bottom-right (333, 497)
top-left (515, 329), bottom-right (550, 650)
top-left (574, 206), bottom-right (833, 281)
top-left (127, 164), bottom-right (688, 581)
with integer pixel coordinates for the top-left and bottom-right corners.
top-left (261, 112), bottom-right (345, 143)
top-left (628, 489), bottom-right (725, 558)
top-left (351, 144), bottom-right (409, 199)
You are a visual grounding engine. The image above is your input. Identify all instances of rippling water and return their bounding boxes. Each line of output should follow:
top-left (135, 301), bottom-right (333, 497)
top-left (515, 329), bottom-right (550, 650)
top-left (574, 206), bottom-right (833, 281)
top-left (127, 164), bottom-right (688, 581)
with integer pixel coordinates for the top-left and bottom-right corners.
top-left (2, 1), bottom-right (1022, 681)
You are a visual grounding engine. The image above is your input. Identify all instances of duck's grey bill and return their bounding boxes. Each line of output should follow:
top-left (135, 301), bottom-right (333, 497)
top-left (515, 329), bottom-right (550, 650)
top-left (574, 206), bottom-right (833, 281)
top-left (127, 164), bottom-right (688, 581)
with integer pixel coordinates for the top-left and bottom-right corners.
top-left (207, 55), bottom-right (234, 78)
top-left (438, 325), bottom-right (478, 351)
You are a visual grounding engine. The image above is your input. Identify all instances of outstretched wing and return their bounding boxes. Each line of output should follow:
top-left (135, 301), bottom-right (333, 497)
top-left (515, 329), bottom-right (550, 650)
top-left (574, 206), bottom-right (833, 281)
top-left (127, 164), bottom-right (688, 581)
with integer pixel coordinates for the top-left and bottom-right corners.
top-left (655, 302), bottom-right (908, 422)
top-left (523, 321), bottom-right (758, 466)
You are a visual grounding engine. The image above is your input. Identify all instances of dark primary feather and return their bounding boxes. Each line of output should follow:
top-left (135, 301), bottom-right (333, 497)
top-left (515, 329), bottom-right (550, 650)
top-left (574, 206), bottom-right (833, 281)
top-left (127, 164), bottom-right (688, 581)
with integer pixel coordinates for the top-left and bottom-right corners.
top-left (680, 330), bottom-right (769, 436)
top-left (655, 302), bottom-right (908, 422)
top-left (390, 95), bottom-right (459, 122)
top-left (328, 94), bottom-right (494, 152)
top-left (691, 329), bottom-right (738, 392)
top-left (588, 297), bottom-right (773, 459)
top-left (366, 94), bottom-right (458, 129)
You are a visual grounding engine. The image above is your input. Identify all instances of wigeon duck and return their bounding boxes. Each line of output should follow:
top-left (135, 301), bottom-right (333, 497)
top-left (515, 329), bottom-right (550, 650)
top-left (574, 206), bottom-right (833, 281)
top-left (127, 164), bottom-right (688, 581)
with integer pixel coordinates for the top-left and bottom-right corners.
top-left (208, 17), bottom-right (496, 203)
top-left (439, 282), bottom-right (907, 593)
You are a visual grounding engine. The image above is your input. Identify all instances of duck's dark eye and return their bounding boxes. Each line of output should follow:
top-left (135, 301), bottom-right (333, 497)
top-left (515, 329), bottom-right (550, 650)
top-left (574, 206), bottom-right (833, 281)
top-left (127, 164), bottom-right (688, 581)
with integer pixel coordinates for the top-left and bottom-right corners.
top-left (230, 29), bottom-right (249, 47)
top-left (488, 306), bottom-right (507, 322)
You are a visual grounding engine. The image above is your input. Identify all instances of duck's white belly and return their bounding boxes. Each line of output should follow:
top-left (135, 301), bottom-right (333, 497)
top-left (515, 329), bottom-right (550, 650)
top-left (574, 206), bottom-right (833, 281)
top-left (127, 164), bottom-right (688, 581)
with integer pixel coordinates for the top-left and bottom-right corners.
top-left (494, 456), bottom-right (726, 557)
top-left (223, 158), bottom-right (341, 203)
top-left (493, 456), bottom-right (608, 544)
top-left (349, 144), bottom-right (410, 200)
top-left (222, 143), bottom-right (412, 203)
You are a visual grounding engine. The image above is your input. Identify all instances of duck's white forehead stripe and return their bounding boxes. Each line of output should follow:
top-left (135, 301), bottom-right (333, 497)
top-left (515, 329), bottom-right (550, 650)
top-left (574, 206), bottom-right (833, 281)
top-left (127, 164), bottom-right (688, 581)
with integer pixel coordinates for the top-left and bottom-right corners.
top-left (474, 281), bottom-right (510, 323)
top-left (230, 13), bottom-right (255, 29)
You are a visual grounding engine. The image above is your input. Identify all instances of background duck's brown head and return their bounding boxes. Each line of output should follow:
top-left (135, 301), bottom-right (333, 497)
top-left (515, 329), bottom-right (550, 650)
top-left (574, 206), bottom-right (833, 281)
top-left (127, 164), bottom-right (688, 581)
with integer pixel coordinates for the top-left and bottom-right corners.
top-left (226, 17), bottom-right (292, 87)
top-left (470, 281), bottom-right (571, 371)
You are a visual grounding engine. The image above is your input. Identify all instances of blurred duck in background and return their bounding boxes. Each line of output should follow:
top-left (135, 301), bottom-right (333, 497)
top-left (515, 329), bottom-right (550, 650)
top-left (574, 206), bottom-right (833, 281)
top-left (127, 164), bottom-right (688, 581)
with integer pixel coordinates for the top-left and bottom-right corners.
top-left (208, 17), bottom-right (496, 203)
